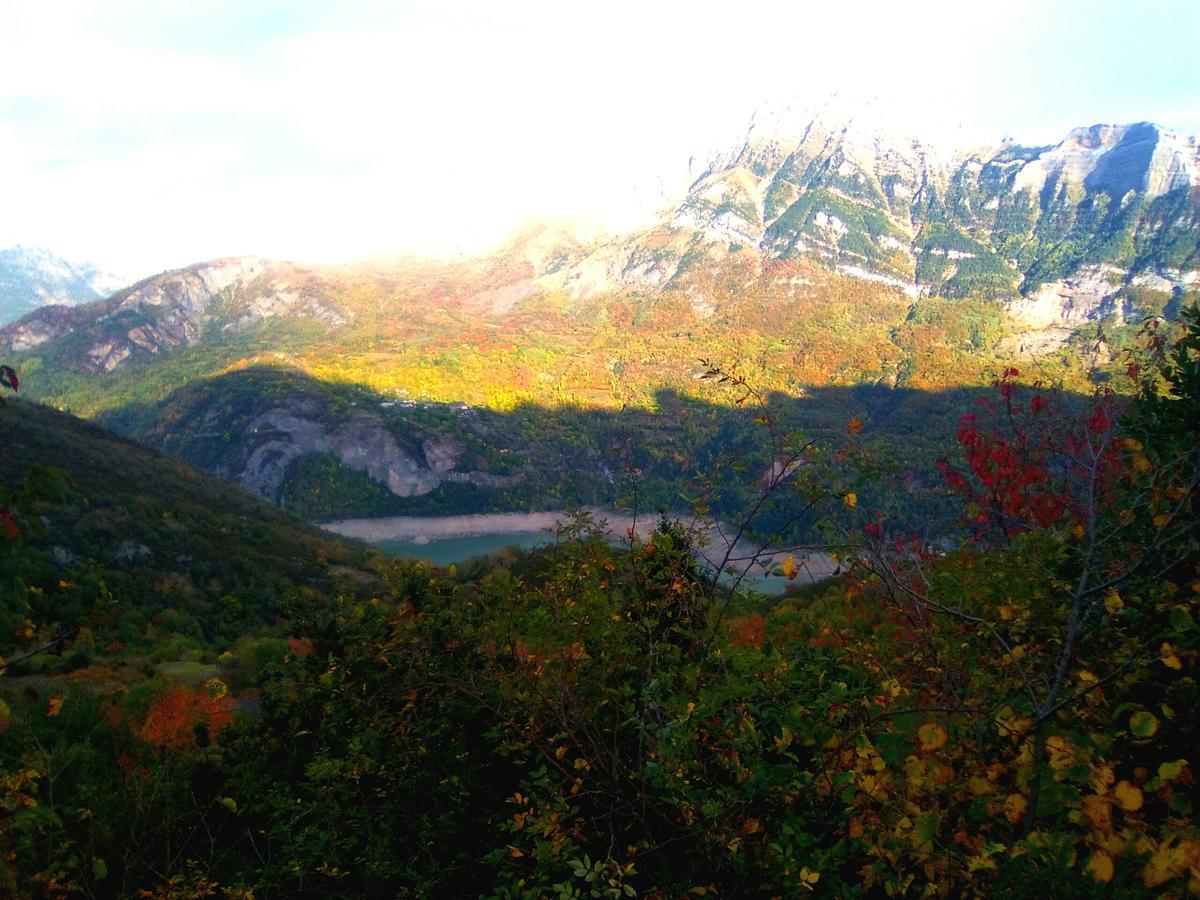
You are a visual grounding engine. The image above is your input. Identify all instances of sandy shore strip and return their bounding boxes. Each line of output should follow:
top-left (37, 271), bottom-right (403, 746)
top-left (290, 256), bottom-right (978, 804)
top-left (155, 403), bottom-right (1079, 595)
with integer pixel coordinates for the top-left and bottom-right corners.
top-left (321, 508), bottom-right (839, 585)
top-left (321, 508), bottom-right (648, 543)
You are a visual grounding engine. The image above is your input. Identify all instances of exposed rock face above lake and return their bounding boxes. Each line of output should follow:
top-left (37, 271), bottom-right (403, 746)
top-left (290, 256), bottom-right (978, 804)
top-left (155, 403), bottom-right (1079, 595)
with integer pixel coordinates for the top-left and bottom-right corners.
top-left (235, 407), bottom-right (511, 500)
top-left (102, 368), bottom-right (521, 509)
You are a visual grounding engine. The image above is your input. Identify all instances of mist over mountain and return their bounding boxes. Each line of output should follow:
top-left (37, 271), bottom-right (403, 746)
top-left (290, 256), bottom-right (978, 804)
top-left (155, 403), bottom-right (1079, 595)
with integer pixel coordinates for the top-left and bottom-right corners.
top-left (6, 115), bottom-right (1198, 375)
top-left (0, 245), bottom-right (128, 325)
top-left (0, 111), bottom-right (1197, 526)
top-left (3, 70), bottom-right (1200, 898)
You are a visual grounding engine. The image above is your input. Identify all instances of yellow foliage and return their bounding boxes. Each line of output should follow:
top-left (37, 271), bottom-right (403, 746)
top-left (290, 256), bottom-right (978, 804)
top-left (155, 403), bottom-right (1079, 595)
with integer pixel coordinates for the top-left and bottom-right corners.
top-left (1045, 736), bottom-right (1075, 771)
top-left (967, 849), bottom-right (999, 872)
top-left (968, 776), bottom-right (994, 797)
top-left (1160, 643), bottom-right (1183, 670)
top-left (1091, 763), bottom-right (1115, 792)
top-left (1142, 838), bottom-right (1200, 888)
top-left (916, 722), bottom-right (948, 752)
top-left (1104, 590), bottom-right (1124, 613)
top-left (775, 725), bottom-right (794, 750)
top-left (1113, 781), bottom-right (1143, 812)
top-left (1097, 832), bottom-right (1127, 856)
top-left (1129, 710), bottom-right (1159, 738)
top-left (1087, 851), bottom-right (1115, 883)
top-left (1082, 794), bottom-right (1112, 831)
top-left (994, 707), bottom-right (1032, 740)
top-left (1002, 794), bottom-right (1027, 824)
top-left (1157, 759), bottom-right (1187, 782)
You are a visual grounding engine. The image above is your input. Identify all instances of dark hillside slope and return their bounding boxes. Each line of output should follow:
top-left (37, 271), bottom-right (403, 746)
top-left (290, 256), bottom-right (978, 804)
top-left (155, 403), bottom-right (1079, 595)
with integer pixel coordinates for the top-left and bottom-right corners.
top-left (0, 398), bottom-right (376, 660)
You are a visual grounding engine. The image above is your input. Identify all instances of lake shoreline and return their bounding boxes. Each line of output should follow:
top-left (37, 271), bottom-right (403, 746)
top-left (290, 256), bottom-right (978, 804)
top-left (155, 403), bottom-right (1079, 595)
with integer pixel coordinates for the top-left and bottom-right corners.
top-left (321, 508), bottom-right (651, 543)
top-left (321, 508), bottom-right (840, 587)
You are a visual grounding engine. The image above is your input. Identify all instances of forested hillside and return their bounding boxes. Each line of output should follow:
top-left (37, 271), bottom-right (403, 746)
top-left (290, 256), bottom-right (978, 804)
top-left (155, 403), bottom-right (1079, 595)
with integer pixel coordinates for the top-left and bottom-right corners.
top-left (4, 112), bottom-right (1197, 530)
top-left (0, 307), bottom-right (1196, 896)
top-left (4, 247), bottom-right (1173, 532)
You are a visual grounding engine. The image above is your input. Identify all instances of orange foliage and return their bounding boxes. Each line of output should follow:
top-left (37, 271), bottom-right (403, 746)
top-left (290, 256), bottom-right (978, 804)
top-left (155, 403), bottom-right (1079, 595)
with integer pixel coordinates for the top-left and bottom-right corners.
top-left (138, 684), bottom-right (234, 751)
top-left (286, 637), bottom-right (314, 657)
top-left (730, 612), bottom-right (766, 649)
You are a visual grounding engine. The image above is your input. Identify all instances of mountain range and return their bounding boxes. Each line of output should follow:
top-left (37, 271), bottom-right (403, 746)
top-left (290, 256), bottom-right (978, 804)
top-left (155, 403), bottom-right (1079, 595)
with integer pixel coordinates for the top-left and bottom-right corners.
top-left (1, 112), bottom-right (1197, 522)
top-left (0, 245), bottom-right (127, 326)
top-left (5, 114), bottom-right (1199, 370)
top-left (3, 105), bottom-right (1198, 899)
top-left (673, 115), bottom-right (1198, 295)
top-left (531, 114), bottom-right (1199, 314)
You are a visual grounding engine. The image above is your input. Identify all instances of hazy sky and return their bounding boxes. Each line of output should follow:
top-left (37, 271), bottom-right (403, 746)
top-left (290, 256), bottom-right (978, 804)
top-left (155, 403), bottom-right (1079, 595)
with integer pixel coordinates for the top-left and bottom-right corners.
top-left (1, 0), bottom-right (1198, 277)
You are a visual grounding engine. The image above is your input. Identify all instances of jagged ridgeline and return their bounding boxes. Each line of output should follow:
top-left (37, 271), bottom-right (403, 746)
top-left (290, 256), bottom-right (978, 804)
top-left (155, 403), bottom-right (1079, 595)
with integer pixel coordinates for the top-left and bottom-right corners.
top-left (0, 113), bottom-right (1196, 524)
top-left (674, 115), bottom-right (1198, 301)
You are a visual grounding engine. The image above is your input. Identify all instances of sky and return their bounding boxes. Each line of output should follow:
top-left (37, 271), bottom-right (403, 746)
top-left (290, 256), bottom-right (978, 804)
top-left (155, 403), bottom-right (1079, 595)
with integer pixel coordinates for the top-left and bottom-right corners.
top-left (1, 0), bottom-right (1198, 278)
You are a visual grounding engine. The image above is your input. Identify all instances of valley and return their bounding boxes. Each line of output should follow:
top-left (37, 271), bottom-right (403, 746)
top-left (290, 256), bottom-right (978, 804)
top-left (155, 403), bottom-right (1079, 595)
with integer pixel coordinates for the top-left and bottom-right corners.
top-left (1, 103), bottom-right (1198, 896)
top-left (2, 116), bottom-right (1195, 543)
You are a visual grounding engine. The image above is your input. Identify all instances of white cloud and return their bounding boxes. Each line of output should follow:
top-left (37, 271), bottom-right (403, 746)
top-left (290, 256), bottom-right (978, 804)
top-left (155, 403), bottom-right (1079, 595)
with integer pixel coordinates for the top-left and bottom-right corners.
top-left (1, 0), bottom-right (1196, 275)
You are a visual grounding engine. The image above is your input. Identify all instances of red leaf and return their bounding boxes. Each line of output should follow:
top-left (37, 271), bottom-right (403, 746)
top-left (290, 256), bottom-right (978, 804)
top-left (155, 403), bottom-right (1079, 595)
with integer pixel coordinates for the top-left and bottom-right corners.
top-left (1, 508), bottom-right (18, 540)
top-left (730, 612), bottom-right (766, 650)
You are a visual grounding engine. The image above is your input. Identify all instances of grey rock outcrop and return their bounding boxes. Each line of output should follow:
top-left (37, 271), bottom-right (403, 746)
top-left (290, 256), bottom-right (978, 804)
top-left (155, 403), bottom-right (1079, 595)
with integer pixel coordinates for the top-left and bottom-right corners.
top-left (113, 540), bottom-right (153, 564)
top-left (148, 378), bottom-right (520, 506)
top-left (0, 257), bottom-right (350, 371)
top-left (237, 408), bottom-right (468, 499)
top-left (533, 113), bottom-right (1199, 311)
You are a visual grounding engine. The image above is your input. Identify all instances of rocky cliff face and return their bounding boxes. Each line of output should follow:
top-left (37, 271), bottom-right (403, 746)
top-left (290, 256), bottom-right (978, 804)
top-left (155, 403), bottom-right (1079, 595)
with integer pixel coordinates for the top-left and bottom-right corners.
top-left (4, 117), bottom-right (1197, 387)
top-left (531, 114), bottom-right (1199, 323)
top-left (123, 369), bottom-right (519, 508)
top-left (0, 257), bottom-right (349, 372)
top-left (674, 111), bottom-right (943, 287)
top-left (232, 406), bottom-right (512, 500)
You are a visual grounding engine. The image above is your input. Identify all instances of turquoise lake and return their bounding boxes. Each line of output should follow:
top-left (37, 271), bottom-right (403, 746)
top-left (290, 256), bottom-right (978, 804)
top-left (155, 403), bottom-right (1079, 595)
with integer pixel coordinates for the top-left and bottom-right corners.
top-left (375, 531), bottom-right (807, 594)
top-left (376, 532), bottom-right (552, 567)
